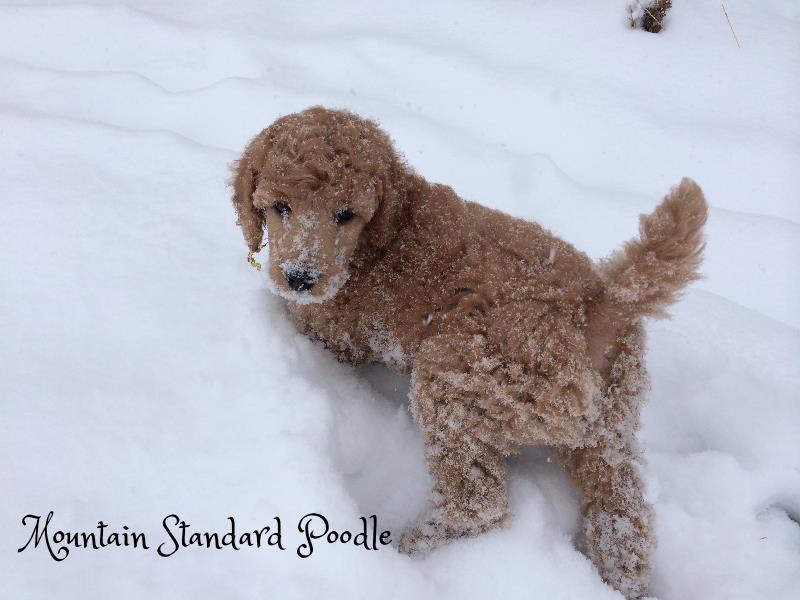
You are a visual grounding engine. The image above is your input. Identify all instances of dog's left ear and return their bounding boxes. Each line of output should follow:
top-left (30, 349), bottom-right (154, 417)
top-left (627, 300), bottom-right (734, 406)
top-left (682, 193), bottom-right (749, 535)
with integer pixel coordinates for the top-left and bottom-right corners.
top-left (366, 161), bottom-right (409, 249)
top-left (230, 131), bottom-right (268, 252)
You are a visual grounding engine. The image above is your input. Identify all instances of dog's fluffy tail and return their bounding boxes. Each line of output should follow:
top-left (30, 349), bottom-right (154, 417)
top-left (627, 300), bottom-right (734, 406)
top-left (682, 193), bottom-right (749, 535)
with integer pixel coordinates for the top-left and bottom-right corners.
top-left (598, 178), bottom-right (708, 321)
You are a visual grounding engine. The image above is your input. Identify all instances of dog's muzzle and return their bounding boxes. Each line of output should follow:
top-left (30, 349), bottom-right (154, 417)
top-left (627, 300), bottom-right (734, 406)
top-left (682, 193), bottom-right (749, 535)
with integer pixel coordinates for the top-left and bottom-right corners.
top-left (283, 264), bottom-right (320, 292)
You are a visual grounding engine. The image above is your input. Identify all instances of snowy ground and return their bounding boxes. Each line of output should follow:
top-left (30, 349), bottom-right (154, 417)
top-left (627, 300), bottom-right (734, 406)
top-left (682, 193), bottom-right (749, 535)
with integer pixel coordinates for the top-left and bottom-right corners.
top-left (2, 1), bottom-right (799, 598)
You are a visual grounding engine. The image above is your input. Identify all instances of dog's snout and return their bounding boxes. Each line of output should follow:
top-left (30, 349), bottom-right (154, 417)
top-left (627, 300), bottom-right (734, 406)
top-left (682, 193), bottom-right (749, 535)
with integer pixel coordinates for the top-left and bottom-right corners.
top-left (284, 265), bottom-right (319, 292)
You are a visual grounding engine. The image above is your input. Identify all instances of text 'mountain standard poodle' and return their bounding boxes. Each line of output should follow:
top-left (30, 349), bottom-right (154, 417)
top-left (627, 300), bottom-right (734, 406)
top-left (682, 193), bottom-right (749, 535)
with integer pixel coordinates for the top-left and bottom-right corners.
top-left (229, 106), bottom-right (707, 598)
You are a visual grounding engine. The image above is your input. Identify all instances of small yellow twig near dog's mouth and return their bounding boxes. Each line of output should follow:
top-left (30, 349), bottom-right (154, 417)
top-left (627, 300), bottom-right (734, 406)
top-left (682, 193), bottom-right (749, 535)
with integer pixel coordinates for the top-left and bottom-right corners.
top-left (247, 245), bottom-right (265, 271)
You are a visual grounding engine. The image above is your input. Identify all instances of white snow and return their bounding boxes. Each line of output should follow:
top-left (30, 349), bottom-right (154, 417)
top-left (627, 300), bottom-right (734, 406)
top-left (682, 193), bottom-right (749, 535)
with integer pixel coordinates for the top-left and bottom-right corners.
top-left (1, 1), bottom-right (798, 598)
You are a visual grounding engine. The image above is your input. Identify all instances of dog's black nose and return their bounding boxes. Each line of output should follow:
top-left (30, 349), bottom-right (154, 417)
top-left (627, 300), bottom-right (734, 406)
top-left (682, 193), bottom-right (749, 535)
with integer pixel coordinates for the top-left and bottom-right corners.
top-left (284, 266), bottom-right (318, 292)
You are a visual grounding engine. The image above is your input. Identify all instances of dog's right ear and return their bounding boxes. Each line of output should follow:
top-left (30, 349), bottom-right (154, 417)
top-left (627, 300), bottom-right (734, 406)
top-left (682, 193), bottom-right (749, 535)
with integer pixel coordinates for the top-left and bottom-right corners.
top-left (230, 132), bottom-right (268, 252)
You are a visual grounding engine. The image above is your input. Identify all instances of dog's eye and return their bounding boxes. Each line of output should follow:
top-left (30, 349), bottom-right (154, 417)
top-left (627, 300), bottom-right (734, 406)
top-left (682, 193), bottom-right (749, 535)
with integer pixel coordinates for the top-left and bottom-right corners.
top-left (334, 209), bottom-right (355, 224)
top-left (273, 201), bottom-right (292, 217)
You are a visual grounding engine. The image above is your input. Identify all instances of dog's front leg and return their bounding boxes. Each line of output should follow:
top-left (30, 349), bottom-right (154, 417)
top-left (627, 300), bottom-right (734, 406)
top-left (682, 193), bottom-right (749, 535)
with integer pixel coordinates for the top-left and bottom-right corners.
top-left (398, 334), bottom-right (511, 555)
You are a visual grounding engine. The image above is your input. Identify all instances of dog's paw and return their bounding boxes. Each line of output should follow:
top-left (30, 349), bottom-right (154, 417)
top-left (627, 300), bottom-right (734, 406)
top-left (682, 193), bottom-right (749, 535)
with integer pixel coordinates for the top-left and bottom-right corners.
top-left (397, 510), bottom-right (510, 556)
top-left (397, 523), bottom-right (442, 556)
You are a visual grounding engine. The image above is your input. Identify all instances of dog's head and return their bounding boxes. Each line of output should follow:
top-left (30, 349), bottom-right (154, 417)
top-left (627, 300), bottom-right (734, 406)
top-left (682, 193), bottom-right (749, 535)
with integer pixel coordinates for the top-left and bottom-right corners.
top-left (230, 107), bottom-right (408, 303)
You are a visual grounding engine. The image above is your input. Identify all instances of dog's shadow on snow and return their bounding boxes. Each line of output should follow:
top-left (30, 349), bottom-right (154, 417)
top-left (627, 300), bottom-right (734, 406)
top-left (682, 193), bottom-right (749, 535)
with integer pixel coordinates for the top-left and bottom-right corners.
top-left (321, 362), bottom-right (425, 533)
top-left (325, 363), bottom-right (430, 535)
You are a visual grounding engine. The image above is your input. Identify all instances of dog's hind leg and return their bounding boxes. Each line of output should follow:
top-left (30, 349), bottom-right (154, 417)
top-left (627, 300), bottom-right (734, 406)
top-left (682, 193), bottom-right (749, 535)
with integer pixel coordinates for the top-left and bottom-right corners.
top-left (398, 334), bottom-right (512, 554)
top-left (556, 440), bottom-right (654, 599)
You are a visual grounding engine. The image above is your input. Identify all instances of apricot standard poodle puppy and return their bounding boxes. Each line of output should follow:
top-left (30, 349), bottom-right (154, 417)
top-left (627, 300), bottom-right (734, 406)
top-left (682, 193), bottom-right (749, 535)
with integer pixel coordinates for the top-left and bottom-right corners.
top-left (229, 106), bottom-right (707, 598)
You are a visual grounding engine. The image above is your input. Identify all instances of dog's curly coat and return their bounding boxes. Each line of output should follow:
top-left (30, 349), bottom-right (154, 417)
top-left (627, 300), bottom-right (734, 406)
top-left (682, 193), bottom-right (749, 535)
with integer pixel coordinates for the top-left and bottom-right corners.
top-left (230, 106), bottom-right (707, 598)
